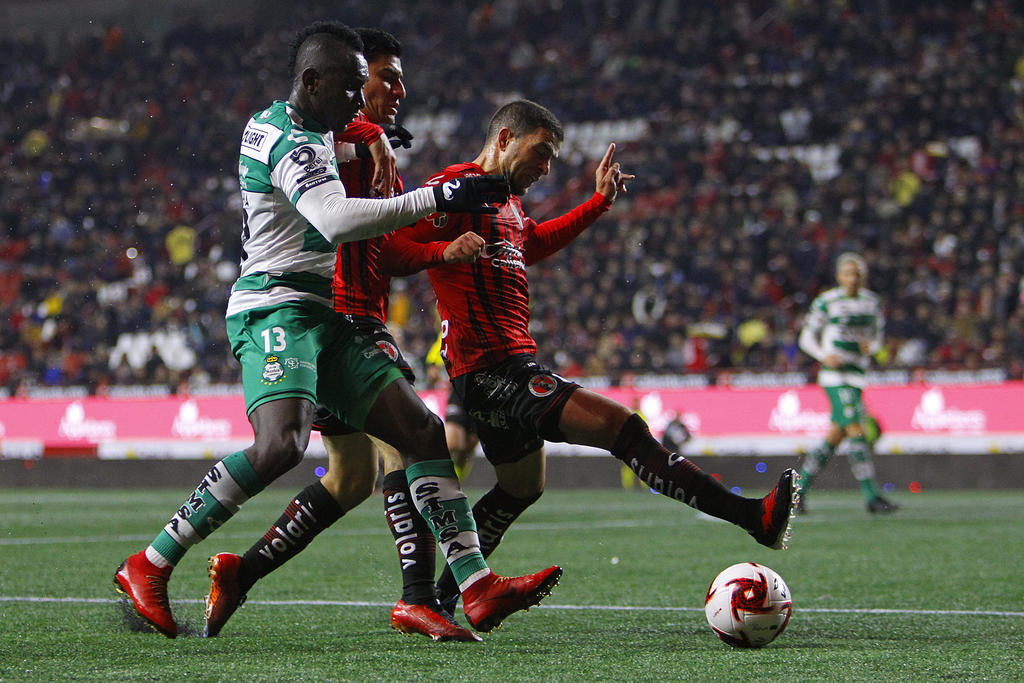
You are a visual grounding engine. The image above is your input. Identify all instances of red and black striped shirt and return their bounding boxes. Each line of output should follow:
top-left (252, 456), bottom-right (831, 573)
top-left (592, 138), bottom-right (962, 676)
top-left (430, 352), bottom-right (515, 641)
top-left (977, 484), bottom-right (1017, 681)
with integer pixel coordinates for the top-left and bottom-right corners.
top-left (394, 162), bottom-right (611, 378)
top-left (330, 114), bottom-right (447, 321)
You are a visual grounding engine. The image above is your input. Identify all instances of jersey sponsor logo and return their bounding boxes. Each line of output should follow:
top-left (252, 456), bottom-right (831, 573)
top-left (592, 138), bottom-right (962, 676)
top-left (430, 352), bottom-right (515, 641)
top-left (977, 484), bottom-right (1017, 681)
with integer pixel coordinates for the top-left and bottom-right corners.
top-left (262, 355), bottom-right (286, 385)
top-left (471, 407), bottom-right (509, 429)
top-left (296, 173), bottom-right (334, 194)
top-left (283, 357), bottom-right (316, 372)
top-left (482, 240), bottom-right (525, 270)
top-left (241, 128), bottom-right (267, 149)
top-left (290, 145), bottom-right (335, 194)
top-left (290, 145), bottom-right (329, 174)
top-left (240, 121), bottom-right (281, 164)
top-left (471, 371), bottom-right (517, 401)
top-left (528, 374), bottom-right (558, 397)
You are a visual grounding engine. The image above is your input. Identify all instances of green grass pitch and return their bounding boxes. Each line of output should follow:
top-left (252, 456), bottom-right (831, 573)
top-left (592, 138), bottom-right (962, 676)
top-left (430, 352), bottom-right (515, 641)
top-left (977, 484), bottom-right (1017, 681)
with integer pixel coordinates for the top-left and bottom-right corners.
top-left (1, 485), bottom-right (1022, 681)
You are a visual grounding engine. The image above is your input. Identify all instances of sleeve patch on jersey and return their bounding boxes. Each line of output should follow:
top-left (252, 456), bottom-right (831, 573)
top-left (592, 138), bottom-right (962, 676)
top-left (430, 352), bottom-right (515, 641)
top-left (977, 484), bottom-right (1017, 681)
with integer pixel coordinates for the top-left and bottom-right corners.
top-left (240, 121), bottom-right (282, 164)
top-left (288, 145), bottom-right (338, 198)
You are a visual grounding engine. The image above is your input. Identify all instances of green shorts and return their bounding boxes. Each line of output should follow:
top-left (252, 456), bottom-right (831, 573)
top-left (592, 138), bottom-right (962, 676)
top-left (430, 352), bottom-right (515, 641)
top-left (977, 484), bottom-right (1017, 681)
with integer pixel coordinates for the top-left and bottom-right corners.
top-left (226, 301), bottom-right (405, 430)
top-left (823, 385), bottom-right (865, 427)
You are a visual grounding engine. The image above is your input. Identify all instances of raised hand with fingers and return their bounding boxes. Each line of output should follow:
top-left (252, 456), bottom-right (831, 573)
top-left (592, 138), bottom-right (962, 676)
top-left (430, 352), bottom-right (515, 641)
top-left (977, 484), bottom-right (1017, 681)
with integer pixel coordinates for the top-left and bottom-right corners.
top-left (595, 143), bottom-right (635, 202)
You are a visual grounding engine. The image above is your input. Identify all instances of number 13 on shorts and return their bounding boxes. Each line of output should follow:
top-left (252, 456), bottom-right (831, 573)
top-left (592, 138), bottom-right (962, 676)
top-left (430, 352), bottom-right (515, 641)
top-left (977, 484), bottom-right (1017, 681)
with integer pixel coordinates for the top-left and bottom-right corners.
top-left (261, 326), bottom-right (287, 352)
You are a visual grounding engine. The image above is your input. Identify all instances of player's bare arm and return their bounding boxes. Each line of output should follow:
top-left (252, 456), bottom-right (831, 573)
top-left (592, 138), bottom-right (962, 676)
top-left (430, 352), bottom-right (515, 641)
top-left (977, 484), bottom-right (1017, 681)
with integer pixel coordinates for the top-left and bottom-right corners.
top-left (595, 142), bottom-right (635, 202)
top-left (367, 132), bottom-right (398, 197)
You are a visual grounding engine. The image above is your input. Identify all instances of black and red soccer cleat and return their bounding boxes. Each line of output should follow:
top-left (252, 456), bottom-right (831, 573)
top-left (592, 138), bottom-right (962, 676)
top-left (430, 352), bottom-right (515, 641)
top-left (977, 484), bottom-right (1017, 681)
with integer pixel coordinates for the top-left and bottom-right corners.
top-left (113, 551), bottom-right (178, 638)
top-left (748, 468), bottom-right (799, 550)
top-left (203, 552), bottom-right (248, 637)
top-left (461, 566), bottom-right (562, 633)
top-left (391, 600), bottom-right (482, 642)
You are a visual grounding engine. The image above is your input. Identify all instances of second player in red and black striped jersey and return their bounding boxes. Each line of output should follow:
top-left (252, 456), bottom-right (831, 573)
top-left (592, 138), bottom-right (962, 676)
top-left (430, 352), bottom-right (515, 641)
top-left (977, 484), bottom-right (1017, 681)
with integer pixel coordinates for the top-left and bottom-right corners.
top-left (332, 112), bottom-right (453, 321)
top-left (395, 162), bottom-right (612, 378)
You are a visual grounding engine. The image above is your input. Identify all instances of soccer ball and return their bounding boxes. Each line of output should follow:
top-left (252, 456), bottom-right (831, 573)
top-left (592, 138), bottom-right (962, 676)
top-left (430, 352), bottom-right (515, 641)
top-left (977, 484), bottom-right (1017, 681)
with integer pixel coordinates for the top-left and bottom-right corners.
top-left (704, 562), bottom-right (792, 648)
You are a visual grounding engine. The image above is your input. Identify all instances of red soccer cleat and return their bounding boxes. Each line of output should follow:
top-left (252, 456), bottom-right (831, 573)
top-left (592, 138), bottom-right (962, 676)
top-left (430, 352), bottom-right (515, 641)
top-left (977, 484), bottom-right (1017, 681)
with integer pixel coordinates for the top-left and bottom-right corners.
top-left (748, 468), bottom-right (799, 550)
top-left (113, 551), bottom-right (177, 638)
top-left (204, 553), bottom-right (248, 637)
top-left (391, 600), bottom-right (483, 642)
top-left (461, 566), bottom-right (562, 633)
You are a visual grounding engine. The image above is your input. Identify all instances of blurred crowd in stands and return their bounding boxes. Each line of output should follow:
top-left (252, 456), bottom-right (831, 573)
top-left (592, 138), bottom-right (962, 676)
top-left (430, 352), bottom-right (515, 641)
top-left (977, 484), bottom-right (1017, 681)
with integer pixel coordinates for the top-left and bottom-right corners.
top-left (2, 0), bottom-right (1023, 397)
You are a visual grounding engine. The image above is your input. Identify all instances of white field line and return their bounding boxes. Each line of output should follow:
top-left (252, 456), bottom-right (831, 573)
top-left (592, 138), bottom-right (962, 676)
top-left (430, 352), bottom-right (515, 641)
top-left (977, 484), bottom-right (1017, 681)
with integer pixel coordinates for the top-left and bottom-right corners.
top-left (2, 595), bottom-right (1023, 618)
top-left (0, 519), bottom-right (659, 546)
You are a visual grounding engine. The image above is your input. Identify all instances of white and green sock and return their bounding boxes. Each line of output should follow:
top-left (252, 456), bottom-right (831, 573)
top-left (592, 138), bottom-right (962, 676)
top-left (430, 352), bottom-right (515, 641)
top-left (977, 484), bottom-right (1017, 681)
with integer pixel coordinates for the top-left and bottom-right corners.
top-left (799, 441), bottom-right (835, 494)
top-left (847, 437), bottom-right (882, 501)
top-left (146, 451), bottom-right (264, 567)
top-left (405, 459), bottom-right (489, 591)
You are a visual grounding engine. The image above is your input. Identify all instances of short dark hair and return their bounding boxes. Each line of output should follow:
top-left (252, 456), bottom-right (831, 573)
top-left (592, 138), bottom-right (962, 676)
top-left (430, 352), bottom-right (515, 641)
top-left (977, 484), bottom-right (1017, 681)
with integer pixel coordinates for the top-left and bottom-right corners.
top-left (355, 27), bottom-right (402, 63)
top-left (288, 21), bottom-right (363, 79)
top-left (486, 100), bottom-right (564, 144)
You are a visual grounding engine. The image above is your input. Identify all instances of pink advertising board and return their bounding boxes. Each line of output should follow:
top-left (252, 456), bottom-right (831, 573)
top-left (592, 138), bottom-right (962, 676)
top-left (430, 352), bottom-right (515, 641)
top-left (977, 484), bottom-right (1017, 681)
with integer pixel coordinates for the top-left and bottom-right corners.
top-left (0, 382), bottom-right (1021, 458)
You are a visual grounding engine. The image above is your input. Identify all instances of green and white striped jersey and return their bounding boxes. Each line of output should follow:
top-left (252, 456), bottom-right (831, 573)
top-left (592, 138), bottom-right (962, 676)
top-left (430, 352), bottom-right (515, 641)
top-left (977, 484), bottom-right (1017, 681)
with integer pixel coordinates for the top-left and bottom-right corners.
top-left (798, 286), bottom-right (884, 388)
top-left (227, 100), bottom-right (435, 317)
top-left (229, 100), bottom-right (340, 316)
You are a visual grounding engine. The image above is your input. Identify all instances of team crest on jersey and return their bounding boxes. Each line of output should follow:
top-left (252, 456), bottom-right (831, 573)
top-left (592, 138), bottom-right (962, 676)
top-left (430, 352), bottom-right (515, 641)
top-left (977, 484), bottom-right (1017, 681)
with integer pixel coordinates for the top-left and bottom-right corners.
top-left (376, 340), bottom-right (399, 362)
top-left (528, 374), bottom-right (558, 397)
top-left (262, 355), bottom-right (285, 385)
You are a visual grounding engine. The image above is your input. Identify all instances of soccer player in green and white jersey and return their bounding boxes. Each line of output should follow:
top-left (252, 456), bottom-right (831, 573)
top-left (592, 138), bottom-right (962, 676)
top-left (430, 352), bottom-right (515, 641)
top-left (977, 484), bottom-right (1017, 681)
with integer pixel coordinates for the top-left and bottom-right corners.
top-left (797, 252), bottom-right (898, 514)
top-left (113, 21), bottom-right (560, 639)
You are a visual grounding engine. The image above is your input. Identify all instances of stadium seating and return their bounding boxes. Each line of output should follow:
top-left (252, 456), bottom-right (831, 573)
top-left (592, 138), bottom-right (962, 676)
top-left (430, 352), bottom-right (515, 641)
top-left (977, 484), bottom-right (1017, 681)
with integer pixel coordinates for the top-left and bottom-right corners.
top-left (1, 1), bottom-right (1021, 397)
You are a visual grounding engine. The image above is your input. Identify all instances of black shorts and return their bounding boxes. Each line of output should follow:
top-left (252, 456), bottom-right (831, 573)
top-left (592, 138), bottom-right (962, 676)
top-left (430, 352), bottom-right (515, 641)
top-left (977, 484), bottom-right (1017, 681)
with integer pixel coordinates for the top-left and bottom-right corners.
top-left (451, 354), bottom-right (579, 465)
top-left (444, 393), bottom-right (477, 434)
top-left (312, 318), bottom-right (415, 437)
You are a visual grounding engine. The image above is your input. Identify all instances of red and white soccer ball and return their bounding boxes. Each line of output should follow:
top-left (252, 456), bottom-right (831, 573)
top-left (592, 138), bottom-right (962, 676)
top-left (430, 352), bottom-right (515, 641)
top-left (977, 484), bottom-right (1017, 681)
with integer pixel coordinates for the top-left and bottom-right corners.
top-left (704, 562), bottom-right (792, 648)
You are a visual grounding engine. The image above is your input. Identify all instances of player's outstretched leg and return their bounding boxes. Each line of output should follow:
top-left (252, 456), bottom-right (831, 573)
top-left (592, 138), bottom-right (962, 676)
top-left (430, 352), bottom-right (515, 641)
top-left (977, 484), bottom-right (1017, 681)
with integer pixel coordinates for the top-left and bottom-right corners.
top-left (113, 551), bottom-right (177, 638)
top-left (404, 459), bottom-right (560, 632)
top-left (610, 414), bottom-right (799, 549)
top-left (747, 468), bottom-right (800, 550)
top-left (382, 470), bottom-right (480, 642)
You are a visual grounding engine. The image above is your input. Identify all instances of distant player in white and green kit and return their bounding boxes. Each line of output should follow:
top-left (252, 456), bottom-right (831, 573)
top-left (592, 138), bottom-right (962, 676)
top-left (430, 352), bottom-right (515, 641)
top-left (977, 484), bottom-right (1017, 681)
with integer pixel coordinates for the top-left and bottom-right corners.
top-left (797, 252), bottom-right (898, 514)
top-left (113, 21), bottom-right (560, 639)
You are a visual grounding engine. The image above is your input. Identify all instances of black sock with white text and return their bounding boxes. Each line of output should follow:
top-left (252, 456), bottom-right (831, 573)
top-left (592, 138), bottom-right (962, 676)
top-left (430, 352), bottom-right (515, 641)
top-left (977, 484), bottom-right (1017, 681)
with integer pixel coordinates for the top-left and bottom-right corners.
top-left (382, 470), bottom-right (438, 605)
top-left (611, 413), bottom-right (755, 526)
top-left (239, 481), bottom-right (344, 591)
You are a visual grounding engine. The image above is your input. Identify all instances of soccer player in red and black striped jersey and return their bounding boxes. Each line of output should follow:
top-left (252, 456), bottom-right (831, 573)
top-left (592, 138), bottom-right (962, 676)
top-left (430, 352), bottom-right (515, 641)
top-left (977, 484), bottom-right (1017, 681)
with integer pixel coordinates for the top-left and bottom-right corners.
top-left (203, 29), bottom-right (532, 642)
top-left (396, 100), bottom-right (800, 613)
